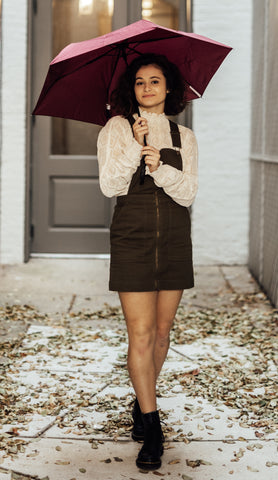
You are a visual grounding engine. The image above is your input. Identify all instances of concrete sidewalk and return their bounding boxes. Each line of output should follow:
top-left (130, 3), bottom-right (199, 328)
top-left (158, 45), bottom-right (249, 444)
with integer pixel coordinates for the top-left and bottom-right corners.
top-left (0, 260), bottom-right (277, 480)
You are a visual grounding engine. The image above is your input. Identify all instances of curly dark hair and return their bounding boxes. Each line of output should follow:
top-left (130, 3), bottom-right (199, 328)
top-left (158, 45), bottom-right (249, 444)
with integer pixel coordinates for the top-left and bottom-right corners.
top-left (110, 53), bottom-right (188, 117)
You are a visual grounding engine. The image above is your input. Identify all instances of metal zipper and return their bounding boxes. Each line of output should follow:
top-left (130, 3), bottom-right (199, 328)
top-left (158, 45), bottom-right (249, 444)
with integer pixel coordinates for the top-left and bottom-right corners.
top-left (155, 191), bottom-right (160, 289)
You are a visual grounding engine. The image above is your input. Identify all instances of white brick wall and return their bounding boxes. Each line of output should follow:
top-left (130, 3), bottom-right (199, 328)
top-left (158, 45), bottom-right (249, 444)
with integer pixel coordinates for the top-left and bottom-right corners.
top-left (192, 0), bottom-right (252, 264)
top-left (0, 0), bottom-right (28, 263)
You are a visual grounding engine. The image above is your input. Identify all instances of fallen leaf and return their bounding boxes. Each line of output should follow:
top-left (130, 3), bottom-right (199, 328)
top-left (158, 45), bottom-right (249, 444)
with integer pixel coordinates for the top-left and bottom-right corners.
top-left (266, 461), bottom-right (278, 467)
top-left (247, 466), bottom-right (259, 472)
top-left (186, 459), bottom-right (201, 468)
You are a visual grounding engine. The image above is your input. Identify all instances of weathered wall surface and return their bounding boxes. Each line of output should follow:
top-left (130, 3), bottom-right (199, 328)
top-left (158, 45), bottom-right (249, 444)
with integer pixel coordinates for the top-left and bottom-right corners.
top-left (192, 1), bottom-right (252, 265)
top-left (0, 0), bottom-right (28, 263)
top-left (249, 0), bottom-right (278, 307)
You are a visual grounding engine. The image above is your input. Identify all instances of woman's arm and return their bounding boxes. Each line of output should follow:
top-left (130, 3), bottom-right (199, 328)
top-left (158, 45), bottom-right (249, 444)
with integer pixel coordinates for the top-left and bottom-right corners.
top-left (97, 116), bottom-right (142, 198)
top-left (147, 127), bottom-right (198, 207)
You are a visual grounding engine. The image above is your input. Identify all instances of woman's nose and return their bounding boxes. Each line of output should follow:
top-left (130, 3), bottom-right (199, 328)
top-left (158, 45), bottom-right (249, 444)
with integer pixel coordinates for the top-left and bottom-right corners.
top-left (144, 83), bottom-right (151, 91)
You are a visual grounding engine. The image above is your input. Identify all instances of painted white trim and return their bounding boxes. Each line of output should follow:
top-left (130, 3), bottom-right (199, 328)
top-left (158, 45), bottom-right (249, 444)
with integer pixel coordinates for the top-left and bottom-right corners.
top-left (31, 253), bottom-right (111, 259)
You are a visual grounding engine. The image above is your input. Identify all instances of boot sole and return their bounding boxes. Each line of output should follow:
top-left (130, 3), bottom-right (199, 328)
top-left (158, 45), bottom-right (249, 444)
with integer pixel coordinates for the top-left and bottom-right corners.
top-left (136, 458), bottom-right (162, 470)
top-left (136, 446), bottom-right (164, 470)
top-left (131, 432), bottom-right (144, 442)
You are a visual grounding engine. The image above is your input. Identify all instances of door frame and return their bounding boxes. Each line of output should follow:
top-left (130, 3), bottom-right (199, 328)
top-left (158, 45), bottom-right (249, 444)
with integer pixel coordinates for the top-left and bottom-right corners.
top-left (24, 0), bottom-right (33, 261)
top-left (26, 0), bottom-right (193, 259)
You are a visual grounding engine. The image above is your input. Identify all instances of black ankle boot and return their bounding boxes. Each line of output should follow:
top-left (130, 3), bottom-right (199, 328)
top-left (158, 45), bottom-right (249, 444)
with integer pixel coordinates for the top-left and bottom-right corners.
top-left (131, 398), bottom-right (144, 442)
top-left (136, 410), bottom-right (164, 470)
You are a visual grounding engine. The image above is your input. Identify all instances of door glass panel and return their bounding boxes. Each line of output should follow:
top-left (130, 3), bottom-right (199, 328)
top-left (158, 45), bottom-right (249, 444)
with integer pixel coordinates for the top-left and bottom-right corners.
top-left (142, 0), bottom-right (178, 29)
top-left (51, 0), bottom-right (114, 155)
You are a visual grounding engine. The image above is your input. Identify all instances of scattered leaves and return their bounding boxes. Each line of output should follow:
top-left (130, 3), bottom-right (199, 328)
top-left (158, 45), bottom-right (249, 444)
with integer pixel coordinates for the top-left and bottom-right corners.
top-left (0, 300), bottom-right (277, 461)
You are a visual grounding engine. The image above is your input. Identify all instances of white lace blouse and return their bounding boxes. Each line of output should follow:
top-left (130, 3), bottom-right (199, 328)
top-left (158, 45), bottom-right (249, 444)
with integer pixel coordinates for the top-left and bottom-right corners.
top-left (97, 109), bottom-right (198, 207)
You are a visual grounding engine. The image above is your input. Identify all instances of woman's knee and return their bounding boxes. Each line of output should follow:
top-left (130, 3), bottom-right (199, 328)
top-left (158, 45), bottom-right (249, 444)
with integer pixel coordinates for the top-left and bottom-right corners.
top-left (128, 324), bottom-right (156, 354)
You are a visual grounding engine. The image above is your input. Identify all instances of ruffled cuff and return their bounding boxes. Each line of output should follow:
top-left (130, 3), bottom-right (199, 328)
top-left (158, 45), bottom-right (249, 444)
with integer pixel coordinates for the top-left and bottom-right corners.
top-left (148, 163), bottom-right (180, 187)
top-left (145, 161), bottom-right (163, 177)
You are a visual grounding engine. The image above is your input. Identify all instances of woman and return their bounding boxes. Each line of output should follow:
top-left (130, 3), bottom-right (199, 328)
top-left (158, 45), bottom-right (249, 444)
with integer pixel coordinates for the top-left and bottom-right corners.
top-left (97, 53), bottom-right (198, 470)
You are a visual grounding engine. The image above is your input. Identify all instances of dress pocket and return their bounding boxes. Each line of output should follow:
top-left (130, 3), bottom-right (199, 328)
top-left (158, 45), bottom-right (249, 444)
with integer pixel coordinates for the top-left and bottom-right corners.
top-left (110, 201), bottom-right (148, 263)
top-left (168, 205), bottom-right (192, 261)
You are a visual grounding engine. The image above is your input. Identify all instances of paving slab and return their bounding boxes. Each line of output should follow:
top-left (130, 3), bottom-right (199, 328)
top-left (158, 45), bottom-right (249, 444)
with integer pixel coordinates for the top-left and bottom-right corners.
top-left (220, 265), bottom-right (260, 294)
top-left (0, 259), bottom-right (118, 316)
top-left (0, 259), bottom-right (110, 295)
top-left (158, 394), bottom-right (277, 441)
top-left (1, 437), bottom-right (278, 480)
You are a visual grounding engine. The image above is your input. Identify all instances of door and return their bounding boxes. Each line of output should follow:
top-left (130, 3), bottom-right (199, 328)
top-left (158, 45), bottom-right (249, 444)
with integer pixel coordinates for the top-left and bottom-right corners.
top-left (30, 0), bottom-right (191, 254)
top-left (31, 0), bottom-right (141, 254)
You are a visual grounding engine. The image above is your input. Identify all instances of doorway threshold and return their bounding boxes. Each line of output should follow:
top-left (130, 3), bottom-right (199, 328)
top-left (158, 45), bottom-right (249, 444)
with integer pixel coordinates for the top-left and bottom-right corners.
top-left (30, 253), bottom-right (110, 259)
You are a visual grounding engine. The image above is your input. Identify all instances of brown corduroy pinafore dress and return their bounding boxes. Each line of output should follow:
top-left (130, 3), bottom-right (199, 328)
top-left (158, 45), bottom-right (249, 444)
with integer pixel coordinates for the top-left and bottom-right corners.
top-left (109, 116), bottom-right (194, 292)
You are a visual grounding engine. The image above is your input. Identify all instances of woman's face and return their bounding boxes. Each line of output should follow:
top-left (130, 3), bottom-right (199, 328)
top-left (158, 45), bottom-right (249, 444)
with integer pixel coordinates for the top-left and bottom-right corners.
top-left (134, 64), bottom-right (167, 114)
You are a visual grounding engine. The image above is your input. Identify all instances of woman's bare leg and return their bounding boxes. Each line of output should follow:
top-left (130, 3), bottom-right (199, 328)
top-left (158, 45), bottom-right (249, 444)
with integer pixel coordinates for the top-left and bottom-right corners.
top-left (154, 290), bottom-right (183, 379)
top-left (119, 291), bottom-right (158, 414)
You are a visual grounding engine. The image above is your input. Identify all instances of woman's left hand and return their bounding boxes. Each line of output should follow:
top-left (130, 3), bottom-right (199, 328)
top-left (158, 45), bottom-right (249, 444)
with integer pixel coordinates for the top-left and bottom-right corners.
top-left (142, 146), bottom-right (160, 173)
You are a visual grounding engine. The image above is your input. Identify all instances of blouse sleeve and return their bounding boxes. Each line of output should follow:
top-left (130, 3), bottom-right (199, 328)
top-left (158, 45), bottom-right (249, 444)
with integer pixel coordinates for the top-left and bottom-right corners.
top-left (97, 116), bottom-right (142, 198)
top-left (147, 127), bottom-right (198, 207)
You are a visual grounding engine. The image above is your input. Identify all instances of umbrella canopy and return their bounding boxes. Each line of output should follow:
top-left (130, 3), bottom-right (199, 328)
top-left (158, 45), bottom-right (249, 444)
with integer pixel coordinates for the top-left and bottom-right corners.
top-left (33, 19), bottom-right (232, 126)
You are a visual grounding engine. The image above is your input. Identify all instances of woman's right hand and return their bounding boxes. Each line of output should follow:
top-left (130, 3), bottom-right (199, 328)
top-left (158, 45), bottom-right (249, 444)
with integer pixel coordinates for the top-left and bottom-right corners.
top-left (132, 117), bottom-right (149, 146)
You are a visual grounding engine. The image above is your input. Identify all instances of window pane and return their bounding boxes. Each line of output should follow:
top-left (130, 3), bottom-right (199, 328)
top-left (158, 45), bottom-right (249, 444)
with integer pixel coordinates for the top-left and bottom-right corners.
top-left (51, 0), bottom-right (114, 155)
top-left (142, 0), bottom-right (179, 29)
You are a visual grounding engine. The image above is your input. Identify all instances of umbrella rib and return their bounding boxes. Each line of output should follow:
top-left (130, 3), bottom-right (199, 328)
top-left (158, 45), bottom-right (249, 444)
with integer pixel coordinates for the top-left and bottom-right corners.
top-left (124, 33), bottom-right (182, 45)
top-left (47, 34), bottom-right (184, 94)
top-left (105, 45), bottom-right (126, 112)
top-left (42, 45), bottom-right (122, 99)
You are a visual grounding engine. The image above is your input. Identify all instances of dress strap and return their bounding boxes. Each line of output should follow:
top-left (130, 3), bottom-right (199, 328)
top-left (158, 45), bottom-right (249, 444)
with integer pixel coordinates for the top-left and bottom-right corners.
top-left (169, 120), bottom-right (181, 149)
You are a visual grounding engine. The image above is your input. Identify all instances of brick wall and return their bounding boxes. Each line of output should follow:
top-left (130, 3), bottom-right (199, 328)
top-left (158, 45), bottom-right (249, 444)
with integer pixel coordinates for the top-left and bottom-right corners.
top-left (0, 0), bottom-right (28, 263)
top-left (192, 0), bottom-right (252, 265)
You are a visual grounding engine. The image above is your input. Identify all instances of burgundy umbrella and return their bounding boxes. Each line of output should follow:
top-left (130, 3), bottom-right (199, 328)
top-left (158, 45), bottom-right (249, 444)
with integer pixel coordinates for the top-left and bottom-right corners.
top-left (33, 19), bottom-right (232, 126)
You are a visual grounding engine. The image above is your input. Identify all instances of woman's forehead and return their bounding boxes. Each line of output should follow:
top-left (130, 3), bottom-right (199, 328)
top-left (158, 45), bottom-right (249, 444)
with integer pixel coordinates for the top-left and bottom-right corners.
top-left (135, 64), bottom-right (164, 78)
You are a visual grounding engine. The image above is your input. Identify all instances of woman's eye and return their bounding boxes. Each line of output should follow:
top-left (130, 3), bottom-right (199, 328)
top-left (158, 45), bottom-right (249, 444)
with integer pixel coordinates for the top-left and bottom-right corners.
top-left (136, 82), bottom-right (143, 86)
top-left (152, 80), bottom-right (159, 84)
